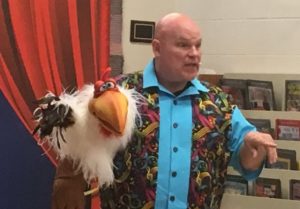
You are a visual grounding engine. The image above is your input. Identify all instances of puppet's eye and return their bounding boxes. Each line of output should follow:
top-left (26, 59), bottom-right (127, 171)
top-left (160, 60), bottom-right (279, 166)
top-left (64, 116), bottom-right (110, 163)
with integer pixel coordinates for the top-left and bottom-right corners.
top-left (99, 81), bottom-right (115, 92)
top-left (105, 81), bottom-right (116, 89)
top-left (99, 84), bottom-right (107, 92)
top-left (94, 79), bottom-right (116, 96)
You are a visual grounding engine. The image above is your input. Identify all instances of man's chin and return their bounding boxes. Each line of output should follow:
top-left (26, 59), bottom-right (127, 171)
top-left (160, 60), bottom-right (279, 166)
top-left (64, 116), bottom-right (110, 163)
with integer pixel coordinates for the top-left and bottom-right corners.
top-left (183, 71), bottom-right (198, 81)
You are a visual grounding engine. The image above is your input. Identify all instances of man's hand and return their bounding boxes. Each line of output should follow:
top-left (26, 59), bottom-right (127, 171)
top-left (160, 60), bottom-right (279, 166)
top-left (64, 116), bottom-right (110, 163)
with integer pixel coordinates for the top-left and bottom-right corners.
top-left (51, 159), bottom-right (87, 209)
top-left (240, 131), bottom-right (278, 170)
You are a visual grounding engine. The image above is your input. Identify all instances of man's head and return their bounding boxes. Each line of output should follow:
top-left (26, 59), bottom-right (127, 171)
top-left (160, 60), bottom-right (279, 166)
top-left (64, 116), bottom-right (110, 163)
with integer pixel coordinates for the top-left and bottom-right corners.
top-left (152, 13), bottom-right (202, 92)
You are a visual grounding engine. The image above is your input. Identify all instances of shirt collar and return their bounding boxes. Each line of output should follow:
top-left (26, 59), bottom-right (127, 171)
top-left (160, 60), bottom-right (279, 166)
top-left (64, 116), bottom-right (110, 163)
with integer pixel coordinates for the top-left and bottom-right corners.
top-left (143, 59), bottom-right (209, 93)
top-left (143, 60), bottom-right (159, 89)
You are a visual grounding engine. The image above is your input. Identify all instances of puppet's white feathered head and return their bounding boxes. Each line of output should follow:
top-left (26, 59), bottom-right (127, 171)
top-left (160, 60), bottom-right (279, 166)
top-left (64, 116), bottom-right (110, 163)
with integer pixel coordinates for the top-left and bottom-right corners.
top-left (33, 77), bottom-right (141, 186)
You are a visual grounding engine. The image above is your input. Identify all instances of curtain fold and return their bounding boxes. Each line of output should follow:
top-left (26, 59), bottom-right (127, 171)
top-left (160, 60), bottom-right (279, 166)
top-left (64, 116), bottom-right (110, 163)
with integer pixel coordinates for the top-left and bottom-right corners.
top-left (0, 0), bottom-right (111, 170)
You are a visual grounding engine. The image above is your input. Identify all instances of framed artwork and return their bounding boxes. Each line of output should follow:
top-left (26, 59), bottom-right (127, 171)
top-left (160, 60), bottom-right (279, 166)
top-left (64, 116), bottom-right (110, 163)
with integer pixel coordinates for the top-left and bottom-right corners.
top-left (275, 119), bottom-right (300, 141)
top-left (246, 80), bottom-right (276, 111)
top-left (198, 74), bottom-right (223, 86)
top-left (130, 20), bottom-right (155, 43)
top-left (290, 179), bottom-right (300, 200)
top-left (285, 80), bottom-right (300, 111)
top-left (254, 177), bottom-right (281, 198)
top-left (247, 118), bottom-right (273, 135)
top-left (220, 78), bottom-right (248, 109)
top-left (265, 148), bottom-right (297, 170)
top-left (224, 175), bottom-right (248, 195)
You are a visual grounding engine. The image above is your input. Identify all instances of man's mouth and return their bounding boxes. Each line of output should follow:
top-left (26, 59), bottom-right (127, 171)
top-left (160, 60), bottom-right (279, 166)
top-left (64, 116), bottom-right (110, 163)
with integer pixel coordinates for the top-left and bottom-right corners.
top-left (185, 63), bottom-right (199, 68)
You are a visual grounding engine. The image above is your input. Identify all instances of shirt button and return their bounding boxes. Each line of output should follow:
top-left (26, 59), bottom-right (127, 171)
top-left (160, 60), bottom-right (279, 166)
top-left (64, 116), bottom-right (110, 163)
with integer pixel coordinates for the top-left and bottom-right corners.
top-left (170, 195), bottom-right (175, 201)
top-left (173, 147), bottom-right (178, 152)
top-left (173, 123), bottom-right (178, 128)
top-left (171, 171), bottom-right (177, 177)
top-left (173, 100), bottom-right (177, 105)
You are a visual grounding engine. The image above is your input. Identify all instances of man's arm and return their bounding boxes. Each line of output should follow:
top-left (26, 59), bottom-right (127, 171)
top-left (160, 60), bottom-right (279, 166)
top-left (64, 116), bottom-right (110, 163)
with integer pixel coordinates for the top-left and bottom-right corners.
top-left (239, 131), bottom-right (278, 171)
top-left (51, 158), bottom-right (87, 209)
top-left (227, 107), bottom-right (278, 179)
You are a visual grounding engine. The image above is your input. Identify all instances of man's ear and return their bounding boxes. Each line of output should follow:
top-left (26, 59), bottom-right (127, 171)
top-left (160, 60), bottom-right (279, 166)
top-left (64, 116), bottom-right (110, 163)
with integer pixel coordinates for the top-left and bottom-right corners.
top-left (152, 39), bottom-right (160, 57)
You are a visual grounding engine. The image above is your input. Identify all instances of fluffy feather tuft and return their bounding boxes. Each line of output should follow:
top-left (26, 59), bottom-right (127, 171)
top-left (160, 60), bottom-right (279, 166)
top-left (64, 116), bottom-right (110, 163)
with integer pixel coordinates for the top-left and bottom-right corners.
top-left (37, 84), bottom-right (141, 185)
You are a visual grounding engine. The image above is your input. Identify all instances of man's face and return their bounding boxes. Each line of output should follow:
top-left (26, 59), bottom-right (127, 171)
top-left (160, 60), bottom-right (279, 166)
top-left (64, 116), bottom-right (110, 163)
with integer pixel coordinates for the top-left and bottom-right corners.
top-left (155, 24), bottom-right (202, 83)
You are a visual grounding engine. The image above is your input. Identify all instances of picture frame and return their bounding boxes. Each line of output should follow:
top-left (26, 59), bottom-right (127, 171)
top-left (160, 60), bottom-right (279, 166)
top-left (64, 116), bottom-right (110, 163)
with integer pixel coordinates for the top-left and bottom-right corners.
top-left (285, 80), bottom-right (300, 111)
top-left (198, 74), bottom-right (224, 86)
top-left (246, 80), bottom-right (276, 111)
top-left (130, 20), bottom-right (155, 43)
top-left (265, 148), bottom-right (297, 170)
top-left (224, 175), bottom-right (248, 195)
top-left (247, 118), bottom-right (273, 135)
top-left (290, 179), bottom-right (300, 200)
top-left (220, 78), bottom-right (248, 109)
top-left (275, 119), bottom-right (300, 141)
top-left (254, 177), bottom-right (281, 198)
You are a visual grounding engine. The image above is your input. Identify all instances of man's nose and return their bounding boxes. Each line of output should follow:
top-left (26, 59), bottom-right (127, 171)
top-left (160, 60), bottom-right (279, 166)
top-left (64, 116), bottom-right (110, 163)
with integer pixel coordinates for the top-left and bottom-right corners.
top-left (188, 46), bottom-right (200, 57)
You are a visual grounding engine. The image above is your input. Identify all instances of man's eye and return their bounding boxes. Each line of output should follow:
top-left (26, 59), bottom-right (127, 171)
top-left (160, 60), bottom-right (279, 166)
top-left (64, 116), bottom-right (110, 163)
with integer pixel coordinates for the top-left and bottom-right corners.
top-left (195, 42), bottom-right (201, 49)
top-left (178, 43), bottom-right (188, 48)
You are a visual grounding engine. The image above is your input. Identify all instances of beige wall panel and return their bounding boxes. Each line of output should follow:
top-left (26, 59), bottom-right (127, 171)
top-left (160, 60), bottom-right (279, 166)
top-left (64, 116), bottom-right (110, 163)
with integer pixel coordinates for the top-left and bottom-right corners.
top-left (202, 54), bottom-right (300, 74)
top-left (200, 20), bottom-right (300, 55)
top-left (123, 0), bottom-right (300, 74)
top-left (122, 0), bottom-right (175, 73)
top-left (175, 0), bottom-right (300, 20)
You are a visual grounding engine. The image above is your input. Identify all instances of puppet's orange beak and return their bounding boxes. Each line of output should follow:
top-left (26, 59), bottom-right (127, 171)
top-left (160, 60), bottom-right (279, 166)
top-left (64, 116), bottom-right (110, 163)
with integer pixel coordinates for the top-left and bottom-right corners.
top-left (88, 89), bottom-right (128, 136)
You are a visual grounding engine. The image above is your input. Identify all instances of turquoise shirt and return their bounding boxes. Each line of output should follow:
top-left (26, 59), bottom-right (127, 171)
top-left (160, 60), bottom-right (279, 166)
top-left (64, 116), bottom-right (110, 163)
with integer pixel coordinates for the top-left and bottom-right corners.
top-left (143, 60), bottom-right (260, 209)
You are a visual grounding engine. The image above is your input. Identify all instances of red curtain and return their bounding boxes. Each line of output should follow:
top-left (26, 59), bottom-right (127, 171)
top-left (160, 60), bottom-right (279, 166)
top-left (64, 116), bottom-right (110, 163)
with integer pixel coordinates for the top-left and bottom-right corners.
top-left (0, 0), bottom-right (110, 207)
top-left (0, 0), bottom-right (110, 162)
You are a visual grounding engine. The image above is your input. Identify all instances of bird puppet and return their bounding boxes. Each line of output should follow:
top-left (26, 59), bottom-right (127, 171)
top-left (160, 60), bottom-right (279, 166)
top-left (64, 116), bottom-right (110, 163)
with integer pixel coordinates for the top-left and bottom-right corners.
top-left (32, 70), bottom-right (141, 186)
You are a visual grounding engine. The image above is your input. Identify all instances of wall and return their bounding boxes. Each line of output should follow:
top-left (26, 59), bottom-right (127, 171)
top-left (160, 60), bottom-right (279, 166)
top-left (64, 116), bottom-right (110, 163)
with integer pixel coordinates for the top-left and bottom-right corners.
top-left (122, 0), bottom-right (175, 72)
top-left (123, 0), bottom-right (300, 74)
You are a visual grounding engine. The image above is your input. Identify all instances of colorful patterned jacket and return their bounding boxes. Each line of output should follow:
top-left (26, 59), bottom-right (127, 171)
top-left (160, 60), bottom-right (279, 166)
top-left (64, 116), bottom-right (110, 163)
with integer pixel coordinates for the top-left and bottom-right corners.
top-left (100, 71), bottom-right (241, 209)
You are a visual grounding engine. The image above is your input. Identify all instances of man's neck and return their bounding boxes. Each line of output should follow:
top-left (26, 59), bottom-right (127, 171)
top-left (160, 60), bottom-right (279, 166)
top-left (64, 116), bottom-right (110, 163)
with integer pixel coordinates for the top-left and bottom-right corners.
top-left (162, 81), bottom-right (188, 93)
top-left (157, 75), bottom-right (191, 94)
top-left (154, 61), bottom-right (188, 93)
top-left (173, 82), bottom-right (191, 96)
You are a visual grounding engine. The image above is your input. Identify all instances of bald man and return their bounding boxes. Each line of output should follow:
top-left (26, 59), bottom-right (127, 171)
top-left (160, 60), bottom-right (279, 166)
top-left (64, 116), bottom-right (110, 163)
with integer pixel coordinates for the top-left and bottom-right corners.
top-left (52, 13), bottom-right (277, 209)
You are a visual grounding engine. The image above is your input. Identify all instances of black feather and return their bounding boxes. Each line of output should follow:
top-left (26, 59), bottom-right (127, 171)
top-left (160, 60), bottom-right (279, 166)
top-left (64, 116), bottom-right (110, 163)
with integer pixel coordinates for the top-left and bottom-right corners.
top-left (32, 95), bottom-right (75, 148)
